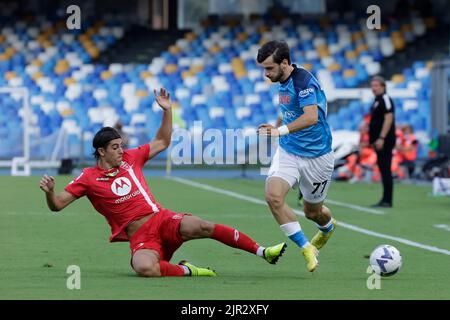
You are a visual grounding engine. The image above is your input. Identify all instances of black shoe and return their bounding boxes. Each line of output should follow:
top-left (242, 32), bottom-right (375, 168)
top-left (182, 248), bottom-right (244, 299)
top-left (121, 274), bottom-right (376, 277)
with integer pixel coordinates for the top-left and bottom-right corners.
top-left (371, 201), bottom-right (392, 208)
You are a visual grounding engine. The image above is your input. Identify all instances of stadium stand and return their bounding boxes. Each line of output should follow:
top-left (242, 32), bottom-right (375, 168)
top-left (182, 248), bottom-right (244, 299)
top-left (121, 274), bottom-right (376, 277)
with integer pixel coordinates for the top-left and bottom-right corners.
top-left (0, 4), bottom-right (442, 162)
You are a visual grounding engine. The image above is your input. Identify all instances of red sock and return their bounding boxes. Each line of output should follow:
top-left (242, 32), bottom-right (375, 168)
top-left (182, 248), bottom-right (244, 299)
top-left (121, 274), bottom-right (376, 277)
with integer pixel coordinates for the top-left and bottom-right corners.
top-left (159, 261), bottom-right (185, 276)
top-left (211, 224), bottom-right (260, 254)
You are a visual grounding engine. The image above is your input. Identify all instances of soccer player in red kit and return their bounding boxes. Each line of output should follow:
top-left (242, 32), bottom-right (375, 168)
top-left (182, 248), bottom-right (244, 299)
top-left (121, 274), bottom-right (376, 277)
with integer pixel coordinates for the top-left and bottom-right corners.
top-left (39, 88), bottom-right (286, 277)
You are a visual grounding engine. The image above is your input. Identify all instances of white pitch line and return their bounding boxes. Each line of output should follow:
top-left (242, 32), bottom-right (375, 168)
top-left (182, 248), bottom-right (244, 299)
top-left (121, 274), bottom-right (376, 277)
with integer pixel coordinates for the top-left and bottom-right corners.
top-left (434, 224), bottom-right (450, 232)
top-left (168, 177), bottom-right (450, 256)
top-left (325, 199), bottom-right (385, 215)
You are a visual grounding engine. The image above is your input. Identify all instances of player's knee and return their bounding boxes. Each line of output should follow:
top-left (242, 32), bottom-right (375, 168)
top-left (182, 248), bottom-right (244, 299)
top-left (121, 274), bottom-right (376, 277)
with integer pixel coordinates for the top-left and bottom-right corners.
top-left (198, 220), bottom-right (214, 236)
top-left (133, 262), bottom-right (161, 277)
top-left (265, 190), bottom-right (284, 209)
top-left (181, 217), bottom-right (214, 239)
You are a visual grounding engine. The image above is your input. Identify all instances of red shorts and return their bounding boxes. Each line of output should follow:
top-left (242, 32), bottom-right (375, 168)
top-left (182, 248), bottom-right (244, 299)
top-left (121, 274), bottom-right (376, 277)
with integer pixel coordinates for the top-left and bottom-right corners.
top-left (129, 208), bottom-right (191, 261)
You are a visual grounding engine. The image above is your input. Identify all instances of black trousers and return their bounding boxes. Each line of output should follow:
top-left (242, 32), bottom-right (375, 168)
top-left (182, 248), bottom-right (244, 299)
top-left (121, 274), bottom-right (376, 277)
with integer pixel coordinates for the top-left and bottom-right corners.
top-left (376, 146), bottom-right (394, 204)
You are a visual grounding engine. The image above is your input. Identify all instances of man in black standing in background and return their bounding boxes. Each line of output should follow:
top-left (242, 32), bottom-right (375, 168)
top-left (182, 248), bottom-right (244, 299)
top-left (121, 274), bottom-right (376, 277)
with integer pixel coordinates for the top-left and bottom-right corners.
top-left (369, 76), bottom-right (396, 208)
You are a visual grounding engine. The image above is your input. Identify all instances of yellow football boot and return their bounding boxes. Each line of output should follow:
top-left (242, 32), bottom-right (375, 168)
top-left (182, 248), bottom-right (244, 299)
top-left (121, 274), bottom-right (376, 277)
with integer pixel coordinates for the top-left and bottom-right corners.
top-left (311, 218), bottom-right (337, 250)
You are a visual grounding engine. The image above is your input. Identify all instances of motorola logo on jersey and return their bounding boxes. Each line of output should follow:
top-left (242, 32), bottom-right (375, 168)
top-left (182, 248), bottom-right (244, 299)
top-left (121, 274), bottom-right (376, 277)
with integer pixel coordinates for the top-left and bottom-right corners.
top-left (111, 177), bottom-right (132, 196)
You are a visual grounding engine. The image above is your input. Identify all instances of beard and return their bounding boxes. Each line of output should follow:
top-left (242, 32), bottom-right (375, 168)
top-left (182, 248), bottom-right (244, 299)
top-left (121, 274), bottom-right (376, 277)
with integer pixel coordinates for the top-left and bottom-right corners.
top-left (269, 69), bottom-right (284, 82)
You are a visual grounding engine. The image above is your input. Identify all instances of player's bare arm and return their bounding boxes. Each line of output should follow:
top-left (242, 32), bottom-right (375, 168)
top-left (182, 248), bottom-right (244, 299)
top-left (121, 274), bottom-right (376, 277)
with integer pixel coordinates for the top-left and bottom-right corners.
top-left (258, 105), bottom-right (318, 136)
top-left (148, 87), bottom-right (172, 159)
top-left (39, 174), bottom-right (77, 211)
top-left (275, 115), bottom-right (283, 127)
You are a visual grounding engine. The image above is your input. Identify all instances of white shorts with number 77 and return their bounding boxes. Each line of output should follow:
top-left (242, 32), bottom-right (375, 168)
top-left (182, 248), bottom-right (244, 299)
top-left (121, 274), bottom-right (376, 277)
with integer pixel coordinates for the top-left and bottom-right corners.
top-left (267, 147), bottom-right (335, 204)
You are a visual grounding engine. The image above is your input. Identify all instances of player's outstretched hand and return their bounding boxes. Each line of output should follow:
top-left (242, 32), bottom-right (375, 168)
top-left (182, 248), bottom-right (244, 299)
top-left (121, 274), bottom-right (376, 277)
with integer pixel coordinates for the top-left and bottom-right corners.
top-left (258, 124), bottom-right (280, 136)
top-left (39, 174), bottom-right (55, 193)
top-left (153, 87), bottom-right (171, 111)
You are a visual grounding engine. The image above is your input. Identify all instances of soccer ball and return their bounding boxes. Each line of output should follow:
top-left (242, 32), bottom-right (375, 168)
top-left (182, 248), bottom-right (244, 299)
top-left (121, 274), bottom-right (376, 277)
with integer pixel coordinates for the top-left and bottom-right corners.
top-left (369, 244), bottom-right (402, 277)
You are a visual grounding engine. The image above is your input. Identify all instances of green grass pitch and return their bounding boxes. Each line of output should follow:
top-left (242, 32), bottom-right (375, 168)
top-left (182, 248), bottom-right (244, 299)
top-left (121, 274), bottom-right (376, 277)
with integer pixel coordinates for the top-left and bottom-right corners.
top-left (1, 175), bottom-right (449, 299)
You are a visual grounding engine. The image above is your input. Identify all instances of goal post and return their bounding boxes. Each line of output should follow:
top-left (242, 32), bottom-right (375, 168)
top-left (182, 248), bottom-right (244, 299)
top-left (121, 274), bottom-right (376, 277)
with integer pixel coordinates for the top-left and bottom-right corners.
top-left (0, 86), bottom-right (62, 176)
top-left (0, 87), bottom-right (31, 176)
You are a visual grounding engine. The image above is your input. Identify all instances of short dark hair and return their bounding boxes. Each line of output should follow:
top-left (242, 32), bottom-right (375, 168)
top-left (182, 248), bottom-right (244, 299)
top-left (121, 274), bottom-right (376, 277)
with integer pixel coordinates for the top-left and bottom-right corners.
top-left (92, 127), bottom-right (122, 159)
top-left (371, 75), bottom-right (386, 88)
top-left (257, 40), bottom-right (291, 64)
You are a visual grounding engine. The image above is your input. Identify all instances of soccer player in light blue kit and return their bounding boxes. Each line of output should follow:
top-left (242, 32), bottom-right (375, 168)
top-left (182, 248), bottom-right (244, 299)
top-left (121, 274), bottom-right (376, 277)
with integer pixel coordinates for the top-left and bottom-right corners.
top-left (257, 40), bottom-right (336, 272)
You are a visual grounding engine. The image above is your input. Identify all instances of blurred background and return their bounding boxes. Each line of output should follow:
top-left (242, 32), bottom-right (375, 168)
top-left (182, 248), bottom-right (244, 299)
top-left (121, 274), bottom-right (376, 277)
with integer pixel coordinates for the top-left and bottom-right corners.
top-left (0, 0), bottom-right (449, 186)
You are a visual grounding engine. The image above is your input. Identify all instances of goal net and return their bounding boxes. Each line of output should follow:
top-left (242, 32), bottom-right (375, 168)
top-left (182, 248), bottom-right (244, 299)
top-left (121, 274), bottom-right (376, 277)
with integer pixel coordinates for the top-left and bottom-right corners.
top-left (0, 87), bottom-right (66, 176)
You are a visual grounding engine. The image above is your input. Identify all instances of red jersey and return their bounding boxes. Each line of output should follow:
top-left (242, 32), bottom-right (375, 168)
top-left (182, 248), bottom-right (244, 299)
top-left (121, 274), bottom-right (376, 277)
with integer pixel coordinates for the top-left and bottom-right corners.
top-left (65, 144), bottom-right (161, 242)
top-left (400, 133), bottom-right (418, 161)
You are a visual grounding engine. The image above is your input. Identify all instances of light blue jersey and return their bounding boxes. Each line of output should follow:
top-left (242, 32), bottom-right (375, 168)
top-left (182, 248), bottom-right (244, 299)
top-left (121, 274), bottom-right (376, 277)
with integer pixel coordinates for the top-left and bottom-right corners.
top-left (278, 64), bottom-right (332, 157)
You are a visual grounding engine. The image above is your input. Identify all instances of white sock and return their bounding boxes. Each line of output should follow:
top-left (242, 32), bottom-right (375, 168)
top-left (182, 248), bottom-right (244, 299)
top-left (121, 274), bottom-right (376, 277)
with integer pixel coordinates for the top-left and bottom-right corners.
top-left (181, 265), bottom-right (190, 276)
top-left (280, 221), bottom-right (302, 236)
top-left (280, 221), bottom-right (310, 248)
top-left (256, 246), bottom-right (266, 258)
top-left (317, 218), bottom-right (333, 229)
top-left (316, 218), bottom-right (334, 234)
